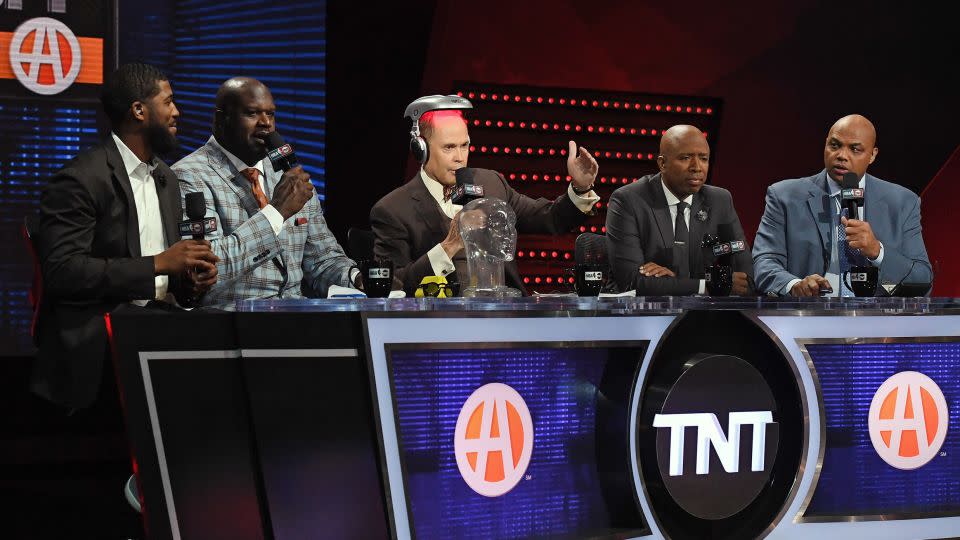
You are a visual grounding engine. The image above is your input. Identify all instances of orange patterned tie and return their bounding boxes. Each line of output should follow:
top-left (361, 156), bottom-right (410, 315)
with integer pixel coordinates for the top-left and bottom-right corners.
top-left (242, 168), bottom-right (268, 209)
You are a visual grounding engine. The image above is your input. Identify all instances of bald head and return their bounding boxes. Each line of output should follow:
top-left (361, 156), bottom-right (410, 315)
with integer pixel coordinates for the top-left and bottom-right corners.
top-left (823, 114), bottom-right (879, 182)
top-left (659, 125), bottom-right (706, 157)
top-left (658, 124), bottom-right (710, 198)
top-left (213, 77), bottom-right (277, 166)
top-left (829, 114), bottom-right (877, 147)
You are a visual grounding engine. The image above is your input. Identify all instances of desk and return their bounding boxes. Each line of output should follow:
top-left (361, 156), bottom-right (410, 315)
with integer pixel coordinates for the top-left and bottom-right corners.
top-left (109, 297), bottom-right (960, 540)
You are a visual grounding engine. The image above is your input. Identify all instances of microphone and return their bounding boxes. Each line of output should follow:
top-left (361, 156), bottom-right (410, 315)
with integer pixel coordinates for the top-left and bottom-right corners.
top-left (711, 223), bottom-right (746, 265)
top-left (840, 171), bottom-right (863, 220)
top-left (265, 131), bottom-right (298, 172)
top-left (178, 192), bottom-right (218, 239)
top-left (702, 223), bottom-right (743, 296)
top-left (450, 167), bottom-right (485, 205)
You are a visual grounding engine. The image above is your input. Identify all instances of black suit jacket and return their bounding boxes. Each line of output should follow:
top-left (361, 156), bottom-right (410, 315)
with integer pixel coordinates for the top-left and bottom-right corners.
top-left (33, 136), bottom-right (182, 409)
top-left (370, 169), bottom-right (589, 296)
top-left (605, 173), bottom-right (754, 295)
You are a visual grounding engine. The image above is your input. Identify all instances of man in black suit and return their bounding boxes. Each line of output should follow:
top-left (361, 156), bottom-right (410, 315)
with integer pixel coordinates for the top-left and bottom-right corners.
top-left (605, 125), bottom-right (753, 295)
top-left (371, 105), bottom-right (600, 296)
top-left (34, 63), bottom-right (218, 411)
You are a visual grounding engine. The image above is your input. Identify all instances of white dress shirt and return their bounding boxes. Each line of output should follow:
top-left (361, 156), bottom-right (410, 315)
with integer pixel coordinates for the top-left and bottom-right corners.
top-left (782, 174), bottom-right (884, 296)
top-left (660, 179), bottom-right (706, 295)
top-left (112, 133), bottom-right (170, 304)
top-left (424, 168), bottom-right (600, 276)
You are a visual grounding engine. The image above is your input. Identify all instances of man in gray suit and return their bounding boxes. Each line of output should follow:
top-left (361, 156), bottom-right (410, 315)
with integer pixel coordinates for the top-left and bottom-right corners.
top-left (174, 78), bottom-right (359, 307)
top-left (753, 114), bottom-right (932, 296)
top-left (606, 125), bottom-right (753, 295)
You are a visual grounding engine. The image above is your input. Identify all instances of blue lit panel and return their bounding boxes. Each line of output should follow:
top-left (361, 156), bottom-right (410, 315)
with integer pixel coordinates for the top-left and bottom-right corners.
top-left (388, 346), bottom-right (645, 540)
top-left (169, 1), bottom-right (328, 199)
top-left (0, 102), bottom-right (100, 355)
top-left (804, 341), bottom-right (960, 517)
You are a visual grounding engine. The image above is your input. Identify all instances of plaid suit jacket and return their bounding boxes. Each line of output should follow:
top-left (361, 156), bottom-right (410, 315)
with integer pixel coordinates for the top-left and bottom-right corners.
top-left (173, 140), bottom-right (355, 308)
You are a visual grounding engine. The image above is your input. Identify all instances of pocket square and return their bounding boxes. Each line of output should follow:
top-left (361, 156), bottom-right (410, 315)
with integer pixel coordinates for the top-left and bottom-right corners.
top-left (294, 217), bottom-right (308, 226)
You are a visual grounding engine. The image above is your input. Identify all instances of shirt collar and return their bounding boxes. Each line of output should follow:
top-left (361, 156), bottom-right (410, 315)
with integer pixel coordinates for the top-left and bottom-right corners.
top-left (208, 135), bottom-right (265, 177)
top-left (827, 173), bottom-right (866, 196)
top-left (421, 167), bottom-right (449, 204)
top-left (660, 177), bottom-right (694, 207)
top-left (111, 132), bottom-right (158, 179)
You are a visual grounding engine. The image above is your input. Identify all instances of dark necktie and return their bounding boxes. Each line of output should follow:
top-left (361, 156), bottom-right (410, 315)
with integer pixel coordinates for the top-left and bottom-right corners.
top-left (674, 201), bottom-right (690, 278)
top-left (838, 206), bottom-right (868, 296)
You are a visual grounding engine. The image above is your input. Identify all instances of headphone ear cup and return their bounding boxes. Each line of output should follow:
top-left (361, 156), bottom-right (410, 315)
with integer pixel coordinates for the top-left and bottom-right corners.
top-left (410, 135), bottom-right (428, 163)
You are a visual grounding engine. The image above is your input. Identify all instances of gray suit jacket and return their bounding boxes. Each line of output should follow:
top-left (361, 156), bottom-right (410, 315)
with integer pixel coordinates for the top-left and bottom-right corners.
top-left (370, 169), bottom-right (588, 296)
top-left (605, 173), bottom-right (754, 295)
top-left (174, 141), bottom-right (355, 307)
top-left (752, 170), bottom-right (932, 295)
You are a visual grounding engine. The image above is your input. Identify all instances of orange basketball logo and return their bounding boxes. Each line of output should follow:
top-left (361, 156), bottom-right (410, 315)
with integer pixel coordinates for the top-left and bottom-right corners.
top-left (454, 383), bottom-right (533, 497)
top-left (1, 17), bottom-right (103, 95)
top-left (868, 371), bottom-right (949, 470)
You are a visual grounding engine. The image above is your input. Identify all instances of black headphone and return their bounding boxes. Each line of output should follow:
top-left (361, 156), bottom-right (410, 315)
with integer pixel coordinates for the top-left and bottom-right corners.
top-left (404, 95), bottom-right (474, 164)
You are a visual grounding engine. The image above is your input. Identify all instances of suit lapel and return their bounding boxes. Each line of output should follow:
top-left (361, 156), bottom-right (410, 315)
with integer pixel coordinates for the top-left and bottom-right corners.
top-left (411, 172), bottom-right (447, 237)
top-left (205, 142), bottom-right (262, 219)
top-left (104, 137), bottom-right (141, 257)
top-left (646, 174), bottom-right (675, 248)
top-left (153, 161), bottom-right (181, 247)
top-left (805, 171), bottom-right (832, 260)
top-left (688, 192), bottom-right (708, 276)
top-left (863, 174), bottom-right (886, 227)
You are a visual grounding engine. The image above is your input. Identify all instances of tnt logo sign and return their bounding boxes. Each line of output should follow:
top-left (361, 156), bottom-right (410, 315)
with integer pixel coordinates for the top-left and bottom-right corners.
top-left (868, 371), bottom-right (948, 470)
top-left (454, 383), bottom-right (533, 497)
top-left (584, 271), bottom-right (603, 282)
top-left (654, 411), bottom-right (774, 476)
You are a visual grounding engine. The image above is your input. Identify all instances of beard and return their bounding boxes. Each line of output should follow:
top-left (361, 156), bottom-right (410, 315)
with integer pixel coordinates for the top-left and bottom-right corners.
top-left (145, 115), bottom-right (178, 157)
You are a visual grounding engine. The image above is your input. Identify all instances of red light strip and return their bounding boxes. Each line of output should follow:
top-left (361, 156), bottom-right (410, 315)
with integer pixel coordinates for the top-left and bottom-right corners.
top-left (470, 145), bottom-right (656, 161)
top-left (458, 90), bottom-right (714, 115)
top-left (522, 275), bottom-right (577, 285)
top-left (502, 172), bottom-right (641, 186)
top-left (470, 118), bottom-right (678, 137)
top-left (516, 249), bottom-right (573, 260)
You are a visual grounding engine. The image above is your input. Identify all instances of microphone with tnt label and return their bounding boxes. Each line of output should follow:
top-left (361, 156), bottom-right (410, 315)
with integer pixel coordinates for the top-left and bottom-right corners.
top-left (178, 192), bottom-right (217, 240)
top-left (265, 131), bottom-right (298, 172)
top-left (703, 223), bottom-right (745, 296)
top-left (450, 167), bottom-right (485, 205)
top-left (840, 171), bottom-right (863, 220)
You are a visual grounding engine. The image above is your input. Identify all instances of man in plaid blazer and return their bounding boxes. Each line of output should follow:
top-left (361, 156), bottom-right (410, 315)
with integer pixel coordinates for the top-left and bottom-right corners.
top-left (173, 77), bottom-right (358, 308)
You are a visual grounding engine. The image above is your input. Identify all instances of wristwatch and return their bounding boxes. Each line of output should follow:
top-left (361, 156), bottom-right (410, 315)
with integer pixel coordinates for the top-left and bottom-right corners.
top-left (572, 182), bottom-right (594, 195)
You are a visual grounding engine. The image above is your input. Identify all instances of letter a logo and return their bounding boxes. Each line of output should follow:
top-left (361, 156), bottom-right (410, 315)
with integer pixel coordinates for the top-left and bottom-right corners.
top-left (454, 383), bottom-right (533, 497)
top-left (868, 371), bottom-right (948, 470)
top-left (9, 17), bottom-right (82, 95)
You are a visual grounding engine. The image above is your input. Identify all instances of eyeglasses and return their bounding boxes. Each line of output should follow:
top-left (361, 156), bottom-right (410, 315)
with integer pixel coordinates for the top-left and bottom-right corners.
top-left (418, 282), bottom-right (455, 298)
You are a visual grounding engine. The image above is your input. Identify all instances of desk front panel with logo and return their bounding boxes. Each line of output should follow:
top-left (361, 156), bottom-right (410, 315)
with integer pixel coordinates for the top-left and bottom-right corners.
top-left (109, 298), bottom-right (960, 540)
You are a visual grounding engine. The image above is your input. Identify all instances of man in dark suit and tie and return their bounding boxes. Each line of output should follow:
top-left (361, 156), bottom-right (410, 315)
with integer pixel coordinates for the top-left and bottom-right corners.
top-left (35, 64), bottom-right (218, 411)
top-left (370, 98), bottom-right (600, 296)
top-left (605, 125), bottom-right (753, 295)
top-left (752, 114), bottom-right (932, 296)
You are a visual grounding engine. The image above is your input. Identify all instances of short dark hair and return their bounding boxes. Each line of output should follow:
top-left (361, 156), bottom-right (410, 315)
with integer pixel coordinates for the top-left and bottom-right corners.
top-left (100, 63), bottom-right (168, 126)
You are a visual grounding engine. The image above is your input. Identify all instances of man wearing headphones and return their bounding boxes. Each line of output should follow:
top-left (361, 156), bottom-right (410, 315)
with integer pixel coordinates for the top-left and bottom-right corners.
top-left (370, 95), bottom-right (600, 296)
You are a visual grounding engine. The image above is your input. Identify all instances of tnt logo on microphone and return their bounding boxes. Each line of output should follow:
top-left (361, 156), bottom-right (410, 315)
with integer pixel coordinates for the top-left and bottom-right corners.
top-left (454, 383), bottom-right (533, 497)
top-left (868, 371), bottom-right (948, 470)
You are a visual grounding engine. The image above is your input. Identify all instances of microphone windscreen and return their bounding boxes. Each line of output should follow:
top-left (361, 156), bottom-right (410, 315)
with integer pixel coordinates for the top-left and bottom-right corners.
top-left (575, 232), bottom-right (607, 264)
top-left (717, 223), bottom-right (735, 243)
top-left (455, 167), bottom-right (475, 186)
top-left (841, 171), bottom-right (860, 190)
top-left (265, 131), bottom-right (286, 150)
top-left (185, 192), bottom-right (206, 220)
